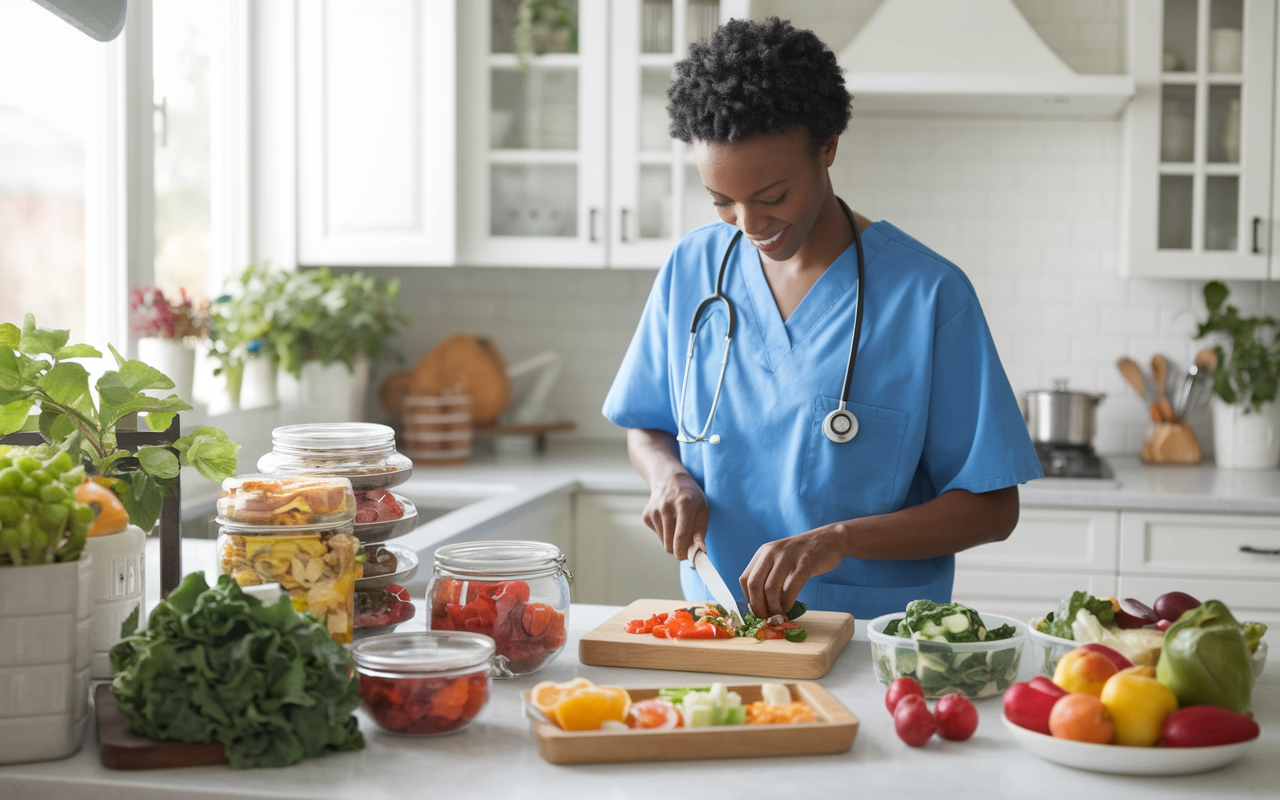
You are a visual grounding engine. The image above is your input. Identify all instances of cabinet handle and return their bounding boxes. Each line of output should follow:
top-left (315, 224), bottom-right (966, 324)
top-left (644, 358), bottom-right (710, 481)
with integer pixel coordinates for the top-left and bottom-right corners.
top-left (1252, 217), bottom-right (1261, 254)
top-left (589, 208), bottom-right (599, 243)
top-left (1240, 545), bottom-right (1280, 556)
top-left (620, 208), bottom-right (630, 243)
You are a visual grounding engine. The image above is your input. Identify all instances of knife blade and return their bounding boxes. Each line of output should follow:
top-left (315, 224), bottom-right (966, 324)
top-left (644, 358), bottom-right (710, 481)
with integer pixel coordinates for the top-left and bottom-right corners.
top-left (692, 549), bottom-right (743, 627)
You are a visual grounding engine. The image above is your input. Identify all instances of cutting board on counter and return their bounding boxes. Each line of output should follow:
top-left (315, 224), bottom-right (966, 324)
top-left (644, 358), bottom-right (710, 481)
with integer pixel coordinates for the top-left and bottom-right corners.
top-left (578, 599), bottom-right (855, 679)
top-left (95, 684), bottom-right (228, 770)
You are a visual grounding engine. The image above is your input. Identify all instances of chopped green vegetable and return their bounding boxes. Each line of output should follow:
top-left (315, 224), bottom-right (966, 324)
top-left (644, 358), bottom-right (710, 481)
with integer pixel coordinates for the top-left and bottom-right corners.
top-left (886, 599), bottom-right (1016, 644)
top-left (876, 599), bottom-right (1021, 698)
top-left (1241, 621), bottom-right (1268, 654)
top-left (674, 683), bottom-right (744, 727)
top-left (784, 627), bottom-right (808, 643)
top-left (1033, 591), bottom-right (1117, 640)
top-left (109, 572), bottom-right (364, 769)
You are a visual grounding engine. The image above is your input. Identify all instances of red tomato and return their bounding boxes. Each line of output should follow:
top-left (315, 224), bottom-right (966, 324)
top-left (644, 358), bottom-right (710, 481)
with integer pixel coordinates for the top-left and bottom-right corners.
top-left (627, 699), bottom-right (682, 730)
top-left (884, 676), bottom-right (925, 714)
top-left (893, 695), bottom-right (937, 747)
top-left (934, 693), bottom-right (978, 741)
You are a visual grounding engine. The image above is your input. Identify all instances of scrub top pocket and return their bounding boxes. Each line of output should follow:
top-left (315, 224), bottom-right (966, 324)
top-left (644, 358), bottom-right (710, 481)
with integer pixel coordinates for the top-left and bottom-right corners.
top-left (800, 396), bottom-right (909, 517)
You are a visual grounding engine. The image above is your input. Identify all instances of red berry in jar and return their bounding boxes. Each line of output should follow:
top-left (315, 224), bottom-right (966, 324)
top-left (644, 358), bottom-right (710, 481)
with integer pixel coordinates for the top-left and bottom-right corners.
top-left (352, 631), bottom-right (495, 735)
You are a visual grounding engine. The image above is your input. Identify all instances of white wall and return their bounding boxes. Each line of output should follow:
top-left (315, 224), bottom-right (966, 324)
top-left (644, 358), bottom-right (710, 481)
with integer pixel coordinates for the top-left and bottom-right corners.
top-left (354, 0), bottom-right (1278, 456)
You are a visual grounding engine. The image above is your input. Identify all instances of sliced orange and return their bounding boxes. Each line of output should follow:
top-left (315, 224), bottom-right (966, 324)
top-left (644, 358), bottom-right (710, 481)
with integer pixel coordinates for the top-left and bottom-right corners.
top-left (552, 687), bottom-right (631, 731)
top-left (529, 677), bottom-right (595, 716)
top-left (75, 479), bottom-right (130, 536)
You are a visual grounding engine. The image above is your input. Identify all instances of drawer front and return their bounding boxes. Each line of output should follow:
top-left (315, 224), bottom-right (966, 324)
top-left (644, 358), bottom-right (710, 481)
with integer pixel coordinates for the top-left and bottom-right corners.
top-left (953, 569), bottom-right (1118, 624)
top-left (956, 508), bottom-right (1119, 571)
top-left (1118, 575), bottom-right (1280, 623)
top-left (1120, 511), bottom-right (1280, 579)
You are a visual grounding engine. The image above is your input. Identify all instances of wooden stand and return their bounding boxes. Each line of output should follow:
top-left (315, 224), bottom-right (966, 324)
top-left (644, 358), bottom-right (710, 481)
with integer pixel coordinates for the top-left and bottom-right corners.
top-left (1141, 422), bottom-right (1202, 464)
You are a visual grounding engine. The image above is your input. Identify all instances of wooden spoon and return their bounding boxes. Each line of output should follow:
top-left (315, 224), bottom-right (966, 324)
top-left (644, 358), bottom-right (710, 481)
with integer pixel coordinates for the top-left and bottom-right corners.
top-left (1195, 348), bottom-right (1218, 373)
top-left (1117, 357), bottom-right (1150, 402)
top-left (1152, 354), bottom-right (1174, 422)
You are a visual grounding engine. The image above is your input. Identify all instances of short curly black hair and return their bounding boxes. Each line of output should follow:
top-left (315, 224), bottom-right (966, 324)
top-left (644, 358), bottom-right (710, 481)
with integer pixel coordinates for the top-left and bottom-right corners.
top-left (667, 17), bottom-right (851, 146)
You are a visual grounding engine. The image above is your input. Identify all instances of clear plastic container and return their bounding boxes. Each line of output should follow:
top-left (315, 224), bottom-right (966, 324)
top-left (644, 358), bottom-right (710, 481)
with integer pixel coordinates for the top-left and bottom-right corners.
top-left (216, 474), bottom-right (359, 644)
top-left (1026, 624), bottom-right (1077, 677)
top-left (867, 612), bottom-right (1027, 699)
top-left (353, 631), bottom-right (494, 735)
top-left (426, 541), bottom-right (571, 678)
top-left (216, 474), bottom-right (355, 527)
top-left (257, 423), bottom-right (412, 491)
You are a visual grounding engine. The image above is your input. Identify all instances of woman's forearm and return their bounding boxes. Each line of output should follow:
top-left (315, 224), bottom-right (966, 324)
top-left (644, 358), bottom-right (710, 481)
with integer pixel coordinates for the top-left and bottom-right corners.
top-left (827, 486), bottom-right (1021, 561)
top-left (626, 428), bottom-right (689, 487)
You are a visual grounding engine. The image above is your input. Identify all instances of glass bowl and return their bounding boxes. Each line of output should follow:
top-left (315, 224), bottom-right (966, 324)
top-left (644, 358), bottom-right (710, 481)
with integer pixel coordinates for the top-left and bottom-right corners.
top-left (867, 612), bottom-right (1027, 699)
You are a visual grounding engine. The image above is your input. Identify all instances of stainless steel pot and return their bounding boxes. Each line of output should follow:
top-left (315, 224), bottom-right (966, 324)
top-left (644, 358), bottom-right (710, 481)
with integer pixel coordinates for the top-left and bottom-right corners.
top-left (1024, 379), bottom-right (1106, 446)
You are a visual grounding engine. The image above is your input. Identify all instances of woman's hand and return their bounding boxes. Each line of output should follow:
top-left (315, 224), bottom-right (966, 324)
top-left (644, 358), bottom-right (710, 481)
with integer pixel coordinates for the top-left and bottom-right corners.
top-left (740, 524), bottom-right (849, 619)
top-left (641, 472), bottom-right (709, 561)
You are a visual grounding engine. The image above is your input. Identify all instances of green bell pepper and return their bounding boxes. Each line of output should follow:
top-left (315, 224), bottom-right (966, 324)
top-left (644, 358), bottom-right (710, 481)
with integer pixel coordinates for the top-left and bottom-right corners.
top-left (1156, 599), bottom-right (1254, 713)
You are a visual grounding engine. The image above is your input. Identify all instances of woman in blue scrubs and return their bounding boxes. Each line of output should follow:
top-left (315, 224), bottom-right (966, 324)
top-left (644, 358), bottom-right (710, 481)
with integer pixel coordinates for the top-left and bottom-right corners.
top-left (602, 18), bottom-right (1043, 621)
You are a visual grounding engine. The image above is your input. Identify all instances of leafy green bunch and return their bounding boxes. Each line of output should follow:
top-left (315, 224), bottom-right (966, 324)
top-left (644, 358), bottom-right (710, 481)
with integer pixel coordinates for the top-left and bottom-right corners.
top-left (110, 573), bottom-right (364, 769)
top-left (1196, 281), bottom-right (1280, 413)
top-left (0, 315), bottom-right (239, 531)
top-left (207, 264), bottom-right (286, 381)
top-left (265, 267), bottom-right (407, 379)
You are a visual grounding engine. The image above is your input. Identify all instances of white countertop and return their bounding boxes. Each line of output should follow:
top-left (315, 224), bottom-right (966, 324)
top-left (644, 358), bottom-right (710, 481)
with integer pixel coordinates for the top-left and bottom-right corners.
top-left (2, 604), bottom-right (1277, 800)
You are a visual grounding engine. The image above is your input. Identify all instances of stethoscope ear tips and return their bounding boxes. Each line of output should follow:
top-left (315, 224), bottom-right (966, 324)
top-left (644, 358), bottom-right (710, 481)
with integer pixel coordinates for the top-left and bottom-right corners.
top-left (822, 408), bottom-right (859, 444)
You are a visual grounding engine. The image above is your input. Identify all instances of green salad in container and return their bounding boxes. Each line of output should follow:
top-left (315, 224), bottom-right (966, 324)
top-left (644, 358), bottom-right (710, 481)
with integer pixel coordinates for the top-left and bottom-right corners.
top-left (868, 599), bottom-right (1025, 699)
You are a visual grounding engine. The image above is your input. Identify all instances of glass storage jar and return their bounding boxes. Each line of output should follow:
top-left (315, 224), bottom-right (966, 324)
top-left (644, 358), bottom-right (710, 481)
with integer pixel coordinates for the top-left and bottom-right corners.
top-left (352, 631), bottom-right (494, 736)
top-left (216, 474), bottom-right (360, 644)
top-left (257, 423), bottom-right (413, 491)
top-left (426, 541), bottom-right (571, 678)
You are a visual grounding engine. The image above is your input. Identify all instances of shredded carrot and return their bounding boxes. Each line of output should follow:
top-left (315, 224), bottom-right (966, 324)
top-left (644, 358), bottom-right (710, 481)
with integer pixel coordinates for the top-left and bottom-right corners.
top-left (745, 701), bottom-right (816, 725)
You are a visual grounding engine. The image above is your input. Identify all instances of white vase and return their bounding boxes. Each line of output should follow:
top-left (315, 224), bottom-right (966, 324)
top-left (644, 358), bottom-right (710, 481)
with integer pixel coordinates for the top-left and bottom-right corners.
top-left (276, 357), bottom-right (370, 424)
top-left (84, 525), bottom-right (146, 679)
top-left (1212, 395), bottom-right (1280, 469)
top-left (240, 357), bottom-right (278, 409)
top-left (136, 337), bottom-right (196, 404)
top-left (0, 554), bottom-right (92, 765)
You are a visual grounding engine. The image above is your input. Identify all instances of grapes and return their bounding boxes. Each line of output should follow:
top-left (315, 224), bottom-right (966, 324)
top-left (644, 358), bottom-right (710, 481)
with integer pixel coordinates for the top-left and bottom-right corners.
top-left (0, 443), bottom-right (93, 566)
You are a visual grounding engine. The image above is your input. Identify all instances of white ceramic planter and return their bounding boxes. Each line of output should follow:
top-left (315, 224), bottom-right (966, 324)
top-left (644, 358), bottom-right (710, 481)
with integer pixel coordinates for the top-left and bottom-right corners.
top-left (84, 525), bottom-right (147, 679)
top-left (1212, 395), bottom-right (1280, 469)
top-left (137, 337), bottom-right (196, 404)
top-left (0, 554), bottom-right (92, 765)
top-left (240, 357), bottom-right (278, 409)
top-left (277, 357), bottom-right (370, 423)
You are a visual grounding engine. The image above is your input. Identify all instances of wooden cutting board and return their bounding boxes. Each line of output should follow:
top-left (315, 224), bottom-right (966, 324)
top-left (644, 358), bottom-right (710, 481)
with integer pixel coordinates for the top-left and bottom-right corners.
top-left (526, 682), bottom-right (858, 765)
top-left (95, 684), bottom-right (228, 770)
top-left (578, 599), bottom-right (855, 679)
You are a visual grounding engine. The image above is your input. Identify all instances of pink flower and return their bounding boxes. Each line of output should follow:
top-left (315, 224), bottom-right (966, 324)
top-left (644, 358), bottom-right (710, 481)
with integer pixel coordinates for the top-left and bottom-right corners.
top-left (130, 286), bottom-right (210, 340)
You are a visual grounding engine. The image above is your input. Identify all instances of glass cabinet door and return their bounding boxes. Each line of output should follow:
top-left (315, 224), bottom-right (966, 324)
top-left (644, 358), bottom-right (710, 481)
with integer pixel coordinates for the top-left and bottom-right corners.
top-left (609, 0), bottom-right (744, 269)
top-left (460, 0), bottom-right (607, 266)
top-left (1132, 0), bottom-right (1273, 278)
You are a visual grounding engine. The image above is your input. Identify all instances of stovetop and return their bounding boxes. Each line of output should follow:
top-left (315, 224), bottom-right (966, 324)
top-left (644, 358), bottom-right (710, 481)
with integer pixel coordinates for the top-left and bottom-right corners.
top-left (1034, 444), bottom-right (1114, 480)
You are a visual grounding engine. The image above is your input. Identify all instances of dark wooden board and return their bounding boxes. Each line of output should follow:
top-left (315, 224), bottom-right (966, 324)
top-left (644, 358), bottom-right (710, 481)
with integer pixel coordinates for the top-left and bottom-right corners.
top-left (95, 684), bottom-right (228, 770)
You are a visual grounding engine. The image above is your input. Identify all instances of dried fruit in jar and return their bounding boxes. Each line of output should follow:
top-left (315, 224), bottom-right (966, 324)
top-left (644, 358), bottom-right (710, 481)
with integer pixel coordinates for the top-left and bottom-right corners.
top-left (355, 584), bottom-right (415, 628)
top-left (430, 579), bottom-right (567, 674)
top-left (358, 670), bottom-right (488, 735)
top-left (354, 490), bottom-right (405, 523)
top-left (218, 476), bottom-right (354, 526)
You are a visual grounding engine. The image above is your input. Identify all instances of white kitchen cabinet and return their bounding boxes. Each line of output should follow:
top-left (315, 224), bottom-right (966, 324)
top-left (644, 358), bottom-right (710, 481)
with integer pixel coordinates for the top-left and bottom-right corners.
top-left (572, 492), bottom-right (684, 605)
top-left (458, 0), bottom-right (746, 269)
top-left (1123, 0), bottom-right (1276, 279)
top-left (295, 0), bottom-right (458, 266)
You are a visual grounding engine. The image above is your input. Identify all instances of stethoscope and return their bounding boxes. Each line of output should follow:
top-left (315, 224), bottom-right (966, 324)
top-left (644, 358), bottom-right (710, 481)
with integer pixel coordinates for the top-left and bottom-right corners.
top-left (676, 197), bottom-right (866, 446)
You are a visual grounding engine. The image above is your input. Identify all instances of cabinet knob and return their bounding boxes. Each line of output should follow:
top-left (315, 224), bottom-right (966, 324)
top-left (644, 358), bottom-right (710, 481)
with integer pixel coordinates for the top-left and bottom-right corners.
top-left (1240, 545), bottom-right (1280, 556)
top-left (1252, 217), bottom-right (1262, 254)
top-left (620, 208), bottom-right (630, 243)
top-left (589, 208), bottom-right (599, 243)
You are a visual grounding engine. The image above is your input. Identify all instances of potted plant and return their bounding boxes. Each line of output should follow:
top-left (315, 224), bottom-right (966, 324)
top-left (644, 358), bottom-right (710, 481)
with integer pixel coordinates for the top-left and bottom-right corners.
top-left (268, 268), bottom-right (407, 423)
top-left (1195, 281), bottom-right (1280, 469)
top-left (207, 264), bottom-right (285, 410)
top-left (129, 286), bottom-right (209, 405)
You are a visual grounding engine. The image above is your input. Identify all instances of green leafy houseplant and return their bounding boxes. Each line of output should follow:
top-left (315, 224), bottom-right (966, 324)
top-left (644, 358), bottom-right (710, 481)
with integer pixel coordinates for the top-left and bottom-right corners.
top-left (0, 315), bottom-right (240, 531)
top-left (1195, 281), bottom-right (1280, 413)
top-left (266, 268), bottom-right (407, 379)
top-left (207, 264), bottom-right (286, 400)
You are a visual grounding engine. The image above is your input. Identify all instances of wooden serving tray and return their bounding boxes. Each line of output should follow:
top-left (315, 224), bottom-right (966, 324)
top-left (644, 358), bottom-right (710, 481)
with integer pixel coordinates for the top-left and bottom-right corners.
top-left (526, 682), bottom-right (858, 765)
top-left (95, 684), bottom-right (228, 770)
top-left (578, 599), bottom-right (855, 679)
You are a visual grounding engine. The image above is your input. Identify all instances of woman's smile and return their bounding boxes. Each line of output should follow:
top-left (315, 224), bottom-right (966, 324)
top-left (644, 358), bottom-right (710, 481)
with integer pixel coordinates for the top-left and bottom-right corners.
top-left (748, 226), bottom-right (789, 252)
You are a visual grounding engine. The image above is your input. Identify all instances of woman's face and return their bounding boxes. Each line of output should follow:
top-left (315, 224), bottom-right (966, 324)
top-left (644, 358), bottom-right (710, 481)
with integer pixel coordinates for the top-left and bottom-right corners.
top-left (692, 128), bottom-right (837, 263)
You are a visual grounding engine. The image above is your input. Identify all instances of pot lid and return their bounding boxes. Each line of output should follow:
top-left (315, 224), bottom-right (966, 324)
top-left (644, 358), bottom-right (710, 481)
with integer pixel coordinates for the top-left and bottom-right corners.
top-left (1027, 379), bottom-right (1106, 400)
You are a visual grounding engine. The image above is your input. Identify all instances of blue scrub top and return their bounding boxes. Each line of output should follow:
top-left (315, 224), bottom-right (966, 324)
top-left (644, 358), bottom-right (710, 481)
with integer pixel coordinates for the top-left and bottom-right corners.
top-left (602, 220), bottom-right (1043, 620)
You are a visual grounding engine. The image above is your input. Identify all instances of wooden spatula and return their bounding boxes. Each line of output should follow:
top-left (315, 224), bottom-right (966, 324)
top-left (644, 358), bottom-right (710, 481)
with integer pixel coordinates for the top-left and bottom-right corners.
top-left (1117, 357), bottom-right (1160, 422)
top-left (1151, 354), bottom-right (1174, 423)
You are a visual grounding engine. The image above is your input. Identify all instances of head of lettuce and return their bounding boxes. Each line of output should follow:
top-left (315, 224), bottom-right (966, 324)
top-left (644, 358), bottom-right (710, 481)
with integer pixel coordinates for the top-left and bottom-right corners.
top-left (1155, 599), bottom-right (1254, 713)
top-left (109, 572), bottom-right (364, 769)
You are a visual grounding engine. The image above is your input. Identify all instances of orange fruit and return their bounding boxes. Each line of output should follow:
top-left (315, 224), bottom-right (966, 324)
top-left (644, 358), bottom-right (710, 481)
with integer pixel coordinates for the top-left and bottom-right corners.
top-left (529, 677), bottom-right (595, 716)
top-left (552, 687), bottom-right (631, 731)
top-left (1048, 693), bottom-right (1114, 744)
top-left (75, 479), bottom-right (130, 536)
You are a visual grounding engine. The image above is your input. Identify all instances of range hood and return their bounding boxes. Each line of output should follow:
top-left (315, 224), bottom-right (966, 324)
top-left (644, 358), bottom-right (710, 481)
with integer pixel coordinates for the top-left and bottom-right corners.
top-left (837, 0), bottom-right (1135, 118)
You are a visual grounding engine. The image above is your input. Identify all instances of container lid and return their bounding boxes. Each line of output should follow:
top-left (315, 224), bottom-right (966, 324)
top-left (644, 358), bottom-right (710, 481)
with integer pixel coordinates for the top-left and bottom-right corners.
top-left (352, 631), bottom-right (495, 673)
top-left (216, 474), bottom-right (356, 527)
top-left (433, 540), bottom-right (569, 580)
top-left (271, 423), bottom-right (397, 452)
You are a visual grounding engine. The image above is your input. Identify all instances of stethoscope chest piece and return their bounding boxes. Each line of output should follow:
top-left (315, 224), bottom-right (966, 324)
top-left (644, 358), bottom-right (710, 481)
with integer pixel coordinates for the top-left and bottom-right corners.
top-left (822, 407), bottom-right (859, 444)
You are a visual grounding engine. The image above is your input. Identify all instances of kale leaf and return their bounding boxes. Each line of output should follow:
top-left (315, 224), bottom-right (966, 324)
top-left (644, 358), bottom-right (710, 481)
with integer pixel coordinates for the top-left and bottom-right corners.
top-left (1034, 591), bottom-right (1117, 640)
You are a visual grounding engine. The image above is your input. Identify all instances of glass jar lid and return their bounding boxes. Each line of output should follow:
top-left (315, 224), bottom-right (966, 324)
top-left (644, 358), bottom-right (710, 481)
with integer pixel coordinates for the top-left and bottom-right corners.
top-left (352, 631), bottom-right (495, 674)
top-left (433, 540), bottom-right (570, 580)
top-left (216, 474), bottom-right (356, 527)
top-left (271, 423), bottom-right (397, 454)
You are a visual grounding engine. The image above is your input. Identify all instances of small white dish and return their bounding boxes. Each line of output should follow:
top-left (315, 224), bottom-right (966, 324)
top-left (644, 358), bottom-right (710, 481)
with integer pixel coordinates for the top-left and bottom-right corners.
top-left (1002, 713), bottom-right (1257, 775)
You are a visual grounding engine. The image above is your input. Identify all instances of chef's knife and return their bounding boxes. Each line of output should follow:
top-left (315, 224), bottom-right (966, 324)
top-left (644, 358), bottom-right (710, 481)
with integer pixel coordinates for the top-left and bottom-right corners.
top-left (692, 549), bottom-right (743, 627)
